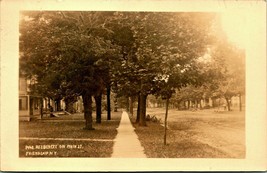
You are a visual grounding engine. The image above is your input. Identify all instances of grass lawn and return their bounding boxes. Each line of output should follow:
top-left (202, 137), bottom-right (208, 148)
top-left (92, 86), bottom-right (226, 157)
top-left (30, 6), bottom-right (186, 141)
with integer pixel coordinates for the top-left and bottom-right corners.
top-left (131, 108), bottom-right (245, 158)
top-left (19, 111), bottom-right (122, 157)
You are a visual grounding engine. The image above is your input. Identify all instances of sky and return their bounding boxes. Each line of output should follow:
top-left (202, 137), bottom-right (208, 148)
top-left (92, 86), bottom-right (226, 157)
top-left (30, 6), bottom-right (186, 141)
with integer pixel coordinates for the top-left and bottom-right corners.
top-left (220, 10), bottom-right (247, 49)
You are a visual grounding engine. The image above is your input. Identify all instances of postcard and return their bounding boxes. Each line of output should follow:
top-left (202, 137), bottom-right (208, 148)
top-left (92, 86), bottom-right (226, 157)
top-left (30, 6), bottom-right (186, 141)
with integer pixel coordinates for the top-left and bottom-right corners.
top-left (1, 0), bottom-right (266, 171)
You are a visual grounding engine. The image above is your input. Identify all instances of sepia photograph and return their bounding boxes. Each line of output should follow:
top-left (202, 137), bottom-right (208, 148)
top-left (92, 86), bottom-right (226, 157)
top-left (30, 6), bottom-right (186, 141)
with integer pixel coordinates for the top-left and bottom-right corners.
top-left (18, 11), bottom-right (246, 158)
top-left (1, 0), bottom-right (266, 171)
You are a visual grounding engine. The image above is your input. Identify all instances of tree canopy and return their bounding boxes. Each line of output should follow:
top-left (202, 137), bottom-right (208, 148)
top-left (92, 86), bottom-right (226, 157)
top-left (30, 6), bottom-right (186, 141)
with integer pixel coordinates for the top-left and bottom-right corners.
top-left (19, 11), bottom-right (245, 130)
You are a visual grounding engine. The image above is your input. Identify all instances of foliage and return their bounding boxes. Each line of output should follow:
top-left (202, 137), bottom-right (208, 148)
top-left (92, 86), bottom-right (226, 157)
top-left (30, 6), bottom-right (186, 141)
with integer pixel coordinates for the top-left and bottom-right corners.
top-left (20, 12), bottom-right (118, 97)
top-left (169, 32), bottom-right (245, 111)
top-left (20, 11), bottom-right (244, 130)
top-left (208, 39), bottom-right (245, 110)
top-left (20, 11), bottom-right (121, 129)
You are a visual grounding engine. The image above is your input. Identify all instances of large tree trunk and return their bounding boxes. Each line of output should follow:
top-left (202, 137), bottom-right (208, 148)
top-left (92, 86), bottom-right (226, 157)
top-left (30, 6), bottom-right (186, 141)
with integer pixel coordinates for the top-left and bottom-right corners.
top-left (239, 94), bottom-right (242, 111)
top-left (164, 98), bottom-right (169, 145)
top-left (94, 94), bottom-right (102, 124)
top-left (40, 98), bottom-right (43, 119)
top-left (106, 84), bottom-right (111, 120)
top-left (139, 93), bottom-right (147, 126)
top-left (129, 96), bottom-right (135, 115)
top-left (136, 94), bottom-right (140, 123)
top-left (144, 95), bottom-right (147, 119)
top-left (55, 98), bottom-right (61, 111)
top-left (47, 98), bottom-right (51, 110)
top-left (225, 97), bottom-right (231, 111)
top-left (82, 94), bottom-right (94, 130)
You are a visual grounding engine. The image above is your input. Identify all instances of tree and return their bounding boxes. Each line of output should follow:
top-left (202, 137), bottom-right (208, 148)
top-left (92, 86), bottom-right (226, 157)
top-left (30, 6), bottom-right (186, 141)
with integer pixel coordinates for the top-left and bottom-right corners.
top-left (148, 13), bottom-right (216, 144)
top-left (20, 11), bottom-right (120, 129)
top-left (106, 12), bottom-right (216, 127)
top-left (210, 39), bottom-right (245, 111)
top-left (173, 85), bottom-right (204, 109)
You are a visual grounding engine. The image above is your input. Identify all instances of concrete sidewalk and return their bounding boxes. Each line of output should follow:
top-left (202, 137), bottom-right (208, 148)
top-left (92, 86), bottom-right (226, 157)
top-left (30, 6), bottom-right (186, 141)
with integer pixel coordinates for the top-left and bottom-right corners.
top-left (112, 111), bottom-right (146, 158)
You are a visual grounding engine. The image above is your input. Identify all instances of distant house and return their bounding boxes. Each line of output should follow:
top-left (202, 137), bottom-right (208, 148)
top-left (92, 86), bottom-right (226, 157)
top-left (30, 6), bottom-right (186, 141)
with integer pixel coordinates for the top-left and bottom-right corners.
top-left (19, 77), bottom-right (42, 121)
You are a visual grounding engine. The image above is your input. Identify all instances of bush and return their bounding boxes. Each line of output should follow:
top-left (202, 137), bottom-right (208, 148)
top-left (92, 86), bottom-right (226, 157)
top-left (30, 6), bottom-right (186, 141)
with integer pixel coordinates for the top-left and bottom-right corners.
top-left (146, 114), bottom-right (162, 123)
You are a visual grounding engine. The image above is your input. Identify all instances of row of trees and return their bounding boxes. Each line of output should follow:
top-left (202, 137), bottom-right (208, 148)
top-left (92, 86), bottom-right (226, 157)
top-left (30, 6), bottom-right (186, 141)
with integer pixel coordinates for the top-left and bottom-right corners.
top-left (20, 12), bottom-right (245, 133)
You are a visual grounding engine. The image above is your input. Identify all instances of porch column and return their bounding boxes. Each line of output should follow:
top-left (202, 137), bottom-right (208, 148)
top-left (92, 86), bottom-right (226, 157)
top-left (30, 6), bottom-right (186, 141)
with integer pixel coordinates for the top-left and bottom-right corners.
top-left (27, 95), bottom-right (30, 121)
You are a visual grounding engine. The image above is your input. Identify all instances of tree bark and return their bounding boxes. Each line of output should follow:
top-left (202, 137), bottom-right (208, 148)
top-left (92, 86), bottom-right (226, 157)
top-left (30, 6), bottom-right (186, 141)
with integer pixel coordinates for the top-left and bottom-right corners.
top-left (139, 93), bottom-right (147, 126)
top-left (164, 98), bottom-right (169, 145)
top-left (106, 84), bottom-right (111, 120)
top-left (144, 95), bottom-right (147, 118)
top-left (40, 98), bottom-right (43, 119)
top-left (55, 98), bottom-right (61, 111)
top-left (225, 97), bottom-right (231, 111)
top-left (94, 94), bottom-right (102, 124)
top-left (82, 94), bottom-right (95, 130)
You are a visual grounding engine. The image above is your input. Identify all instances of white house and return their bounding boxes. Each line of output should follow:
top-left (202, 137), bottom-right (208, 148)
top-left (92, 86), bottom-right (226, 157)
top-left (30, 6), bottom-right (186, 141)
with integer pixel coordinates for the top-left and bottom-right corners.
top-left (19, 77), bottom-right (42, 121)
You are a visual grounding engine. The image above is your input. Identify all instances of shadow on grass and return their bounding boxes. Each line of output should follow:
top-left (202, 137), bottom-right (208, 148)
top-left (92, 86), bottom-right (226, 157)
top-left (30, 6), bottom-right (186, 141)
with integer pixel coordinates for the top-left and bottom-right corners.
top-left (19, 111), bottom-right (122, 157)
top-left (130, 108), bottom-right (245, 158)
top-left (132, 119), bottom-right (231, 158)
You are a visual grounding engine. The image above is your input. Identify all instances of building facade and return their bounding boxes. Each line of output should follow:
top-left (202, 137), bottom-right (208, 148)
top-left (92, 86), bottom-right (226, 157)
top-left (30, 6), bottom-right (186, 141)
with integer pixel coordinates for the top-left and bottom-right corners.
top-left (19, 77), bottom-right (42, 121)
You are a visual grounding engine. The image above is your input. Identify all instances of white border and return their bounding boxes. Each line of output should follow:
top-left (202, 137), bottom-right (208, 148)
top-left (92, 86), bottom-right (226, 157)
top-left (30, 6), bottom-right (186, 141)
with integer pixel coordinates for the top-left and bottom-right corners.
top-left (1, 0), bottom-right (266, 171)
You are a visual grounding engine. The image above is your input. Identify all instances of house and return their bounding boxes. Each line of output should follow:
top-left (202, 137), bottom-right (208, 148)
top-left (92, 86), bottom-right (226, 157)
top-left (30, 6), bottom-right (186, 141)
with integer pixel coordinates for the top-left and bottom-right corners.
top-left (19, 77), bottom-right (42, 121)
